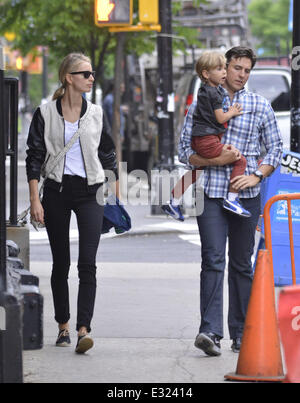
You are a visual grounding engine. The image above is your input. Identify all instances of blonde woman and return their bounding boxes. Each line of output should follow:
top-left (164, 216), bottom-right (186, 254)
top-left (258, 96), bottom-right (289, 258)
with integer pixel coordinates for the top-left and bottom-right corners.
top-left (26, 53), bottom-right (119, 354)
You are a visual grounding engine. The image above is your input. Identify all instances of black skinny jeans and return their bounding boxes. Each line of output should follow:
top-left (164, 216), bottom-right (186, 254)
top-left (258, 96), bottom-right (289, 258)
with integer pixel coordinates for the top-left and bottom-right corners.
top-left (42, 175), bottom-right (104, 333)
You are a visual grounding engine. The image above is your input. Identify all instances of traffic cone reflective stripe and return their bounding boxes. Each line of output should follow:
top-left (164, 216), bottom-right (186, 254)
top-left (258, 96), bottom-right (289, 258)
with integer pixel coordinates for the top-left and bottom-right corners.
top-left (278, 285), bottom-right (300, 383)
top-left (225, 249), bottom-right (285, 382)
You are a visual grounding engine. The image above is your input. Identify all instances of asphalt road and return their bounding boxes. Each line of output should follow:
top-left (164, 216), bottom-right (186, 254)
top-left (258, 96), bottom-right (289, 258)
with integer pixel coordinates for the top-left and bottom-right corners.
top-left (9, 162), bottom-right (203, 264)
top-left (29, 232), bottom-right (202, 263)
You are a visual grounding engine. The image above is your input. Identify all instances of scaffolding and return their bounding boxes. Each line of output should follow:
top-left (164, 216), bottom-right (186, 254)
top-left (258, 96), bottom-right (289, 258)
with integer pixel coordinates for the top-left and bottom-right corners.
top-left (174, 0), bottom-right (252, 49)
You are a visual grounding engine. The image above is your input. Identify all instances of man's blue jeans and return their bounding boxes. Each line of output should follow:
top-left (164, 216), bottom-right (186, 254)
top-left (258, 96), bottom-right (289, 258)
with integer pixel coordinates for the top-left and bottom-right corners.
top-left (196, 194), bottom-right (261, 339)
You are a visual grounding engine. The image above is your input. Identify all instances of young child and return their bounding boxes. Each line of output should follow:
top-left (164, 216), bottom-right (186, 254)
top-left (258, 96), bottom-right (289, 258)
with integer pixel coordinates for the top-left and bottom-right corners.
top-left (162, 51), bottom-right (251, 221)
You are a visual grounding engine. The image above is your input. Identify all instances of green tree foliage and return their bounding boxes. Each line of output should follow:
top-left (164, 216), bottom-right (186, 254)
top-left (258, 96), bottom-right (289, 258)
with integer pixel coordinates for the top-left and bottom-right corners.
top-left (0, 0), bottom-right (202, 81)
top-left (0, 0), bottom-right (114, 82)
top-left (248, 0), bottom-right (292, 56)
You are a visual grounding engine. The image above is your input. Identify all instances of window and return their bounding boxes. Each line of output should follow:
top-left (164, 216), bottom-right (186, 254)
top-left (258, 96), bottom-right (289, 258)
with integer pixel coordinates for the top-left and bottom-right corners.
top-left (247, 73), bottom-right (290, 112)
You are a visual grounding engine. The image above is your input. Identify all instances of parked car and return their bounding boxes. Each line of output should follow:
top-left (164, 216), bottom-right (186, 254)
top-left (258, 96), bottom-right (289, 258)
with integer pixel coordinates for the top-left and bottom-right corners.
top-left (174, 66), bottom-right (291, 151)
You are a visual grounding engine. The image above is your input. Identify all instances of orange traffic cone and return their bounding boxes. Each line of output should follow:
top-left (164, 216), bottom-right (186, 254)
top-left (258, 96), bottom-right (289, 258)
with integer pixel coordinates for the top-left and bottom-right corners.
top-left (278, 285), bottom-right (300, 383)
top-left (225, 249), bottom-right (285, 382)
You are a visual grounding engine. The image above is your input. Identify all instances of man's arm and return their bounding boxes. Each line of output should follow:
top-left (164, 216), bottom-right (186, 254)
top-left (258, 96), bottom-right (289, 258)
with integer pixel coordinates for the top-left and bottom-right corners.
top-left (178, 102), bottom-right (197, 167)
top-left (259, 102), bottom-right (283, 169)
top-left (230, 101), bottom-right (283, 191)
top-left (230, 164), bottom-right (274, 191)
top-left (179, 101), bottom-right (241, 168)
top-left (189, 144), bottom-right (241, 167)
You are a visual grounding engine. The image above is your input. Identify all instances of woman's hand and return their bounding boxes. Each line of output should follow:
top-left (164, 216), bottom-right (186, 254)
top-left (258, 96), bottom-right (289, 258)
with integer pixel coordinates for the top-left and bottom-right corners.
top-left (30, 198), bottom-right (44, 225)
top-left (29, 179), bottom-right (44, 224)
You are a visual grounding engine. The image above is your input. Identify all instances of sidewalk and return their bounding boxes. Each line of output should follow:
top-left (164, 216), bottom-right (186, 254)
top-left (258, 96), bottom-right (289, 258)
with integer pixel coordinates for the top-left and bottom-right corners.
top-left (28, 203), bottom-right (199, 242)
top-left (22, 206), bottom-right (241, 384)
top-left (23, 262), bottom-right (239, 384)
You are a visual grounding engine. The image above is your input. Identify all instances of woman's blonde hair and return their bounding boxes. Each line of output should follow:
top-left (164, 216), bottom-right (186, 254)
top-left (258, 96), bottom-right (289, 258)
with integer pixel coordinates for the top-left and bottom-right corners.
top-left (52, 53), bottom-right (91, 100)
top-left (195, 51), bottom-right (226, 82)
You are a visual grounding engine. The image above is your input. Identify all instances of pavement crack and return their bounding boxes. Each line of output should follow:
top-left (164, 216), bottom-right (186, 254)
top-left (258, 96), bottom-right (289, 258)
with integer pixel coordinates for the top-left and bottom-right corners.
top-left (176, 338), bottom-right (197, 383)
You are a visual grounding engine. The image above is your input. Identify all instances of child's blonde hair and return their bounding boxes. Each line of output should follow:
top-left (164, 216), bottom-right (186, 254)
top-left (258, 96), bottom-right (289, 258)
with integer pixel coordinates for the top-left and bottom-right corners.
top-left (195, 51), bottom-right (226, 82)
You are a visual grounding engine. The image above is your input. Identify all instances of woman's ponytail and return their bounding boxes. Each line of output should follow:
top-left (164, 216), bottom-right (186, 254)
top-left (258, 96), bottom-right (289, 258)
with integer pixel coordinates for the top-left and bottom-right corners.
top-left (52, 85), bottom-right (65, 101)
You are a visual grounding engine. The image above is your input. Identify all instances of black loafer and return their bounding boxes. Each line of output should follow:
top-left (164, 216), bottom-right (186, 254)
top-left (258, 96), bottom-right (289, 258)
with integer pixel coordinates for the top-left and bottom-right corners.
top-left (194, 332), bottom-right (221, 356)
top-left (231, 337), bottom-right (242, 353)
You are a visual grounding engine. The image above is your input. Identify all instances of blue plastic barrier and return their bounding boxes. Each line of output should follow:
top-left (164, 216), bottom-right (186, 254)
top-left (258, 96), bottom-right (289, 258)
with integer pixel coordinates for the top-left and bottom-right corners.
top-left (260, 151), bottom-right (300, 285)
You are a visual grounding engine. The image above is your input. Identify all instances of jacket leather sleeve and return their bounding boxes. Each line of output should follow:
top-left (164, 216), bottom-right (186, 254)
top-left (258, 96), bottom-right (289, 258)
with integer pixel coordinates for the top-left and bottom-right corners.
top-left (98, 117), bottom-right (119, 180)
top-left (25, 107), bottom-right (47, 182)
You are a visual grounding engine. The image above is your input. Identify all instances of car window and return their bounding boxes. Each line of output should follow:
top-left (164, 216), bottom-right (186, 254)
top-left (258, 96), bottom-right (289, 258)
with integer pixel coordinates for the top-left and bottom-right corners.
top-left (247, 73), bottom-right (290, 112)
top-left (193, 77), bottom-right (201, 101)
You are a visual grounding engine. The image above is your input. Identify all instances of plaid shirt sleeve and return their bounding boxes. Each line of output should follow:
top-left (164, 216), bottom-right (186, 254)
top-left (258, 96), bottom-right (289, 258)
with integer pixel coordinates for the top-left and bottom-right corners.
top-left (201, 89), bottom-right (284, 199)
top-left (259, 101), bottom-right (283, 169)
top-left (177, 101), bottom-right (197, 168)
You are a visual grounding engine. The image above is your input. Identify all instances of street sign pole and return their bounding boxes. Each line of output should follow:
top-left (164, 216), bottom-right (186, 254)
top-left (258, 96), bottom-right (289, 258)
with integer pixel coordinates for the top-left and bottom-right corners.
top-left (0, 48), bottom-right (6, 296)
top-left (150, 0), bottom-right (175, 215)
top-left (156, 0), bottom-right (174, 168)
top-left (112, 32), bottom-right (125, 166)
top-left (291, 0), bottom-right (300, 152)
top-left (0, 45), bottom-right (8, 383)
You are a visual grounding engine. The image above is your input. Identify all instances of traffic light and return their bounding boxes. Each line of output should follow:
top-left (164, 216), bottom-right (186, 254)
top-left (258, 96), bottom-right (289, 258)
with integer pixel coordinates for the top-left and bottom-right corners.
top-left (94, 0), bottom-right (132, 27)
top-left (139, 0), bottom-right (159, 25)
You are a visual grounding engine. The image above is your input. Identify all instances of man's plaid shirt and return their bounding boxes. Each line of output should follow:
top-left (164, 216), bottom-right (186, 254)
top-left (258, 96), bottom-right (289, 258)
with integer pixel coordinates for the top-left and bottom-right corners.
top-left (178, 86), bottom-right (283, 199)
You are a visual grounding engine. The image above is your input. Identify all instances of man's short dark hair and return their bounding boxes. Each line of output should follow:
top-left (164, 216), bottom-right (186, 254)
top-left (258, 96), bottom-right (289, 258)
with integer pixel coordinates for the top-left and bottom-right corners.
top-left (225, 47), bottom-right (257, 69)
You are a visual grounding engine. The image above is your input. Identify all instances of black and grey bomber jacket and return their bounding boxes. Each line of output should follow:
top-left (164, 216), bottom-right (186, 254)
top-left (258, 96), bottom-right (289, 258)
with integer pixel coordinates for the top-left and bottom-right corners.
top-left (26, 96), bottom-right (118, 193)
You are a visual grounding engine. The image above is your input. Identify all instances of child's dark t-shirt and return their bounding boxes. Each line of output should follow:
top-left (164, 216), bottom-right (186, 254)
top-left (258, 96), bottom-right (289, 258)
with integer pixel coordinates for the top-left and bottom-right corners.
top-left (192, 83), bottom-right (226, 137)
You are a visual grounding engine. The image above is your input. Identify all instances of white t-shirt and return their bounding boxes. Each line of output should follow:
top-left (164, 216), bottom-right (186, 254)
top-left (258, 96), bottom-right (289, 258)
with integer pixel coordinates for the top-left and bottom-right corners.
top-left (64, 120), bottom-right (86, 178)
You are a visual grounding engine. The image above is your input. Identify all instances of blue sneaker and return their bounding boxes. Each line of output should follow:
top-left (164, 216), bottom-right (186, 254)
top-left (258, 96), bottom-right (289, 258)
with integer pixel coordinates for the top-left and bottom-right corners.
top-left (223, 197), bottom-right (252, 218)
top-left (161, 201), bottom-right (184, 221)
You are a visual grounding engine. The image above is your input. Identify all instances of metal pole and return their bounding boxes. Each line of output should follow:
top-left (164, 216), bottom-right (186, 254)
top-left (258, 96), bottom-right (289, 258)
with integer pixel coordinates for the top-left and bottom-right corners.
top-left (291, 0), bottom-right (300, 152)
top-left (0, 46), bottom-right (5, 383)
top-left (5, 79), bottom-right (19, 226)
top-left (42, 47), bottom-right (48, 101)
top-left (112, 32), bottom-right (125, 166)
top-left (157, 0), bottom-right (174, 168)
top-left (151, 0), bottom-right (175, 215)
top-left (0, 47), bottom-right (6, 294)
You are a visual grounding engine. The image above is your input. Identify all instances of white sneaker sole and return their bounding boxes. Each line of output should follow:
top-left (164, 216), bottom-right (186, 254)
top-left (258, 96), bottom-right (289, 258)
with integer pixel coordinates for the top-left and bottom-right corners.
top-left (223, 203), bottom-right (251, 218)
top-left (161, 206), bottom-right (184, 221)
top-left (194, 333), bottom-right (221, 356)
top-left (56, 341), bottom-right (71, 347)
